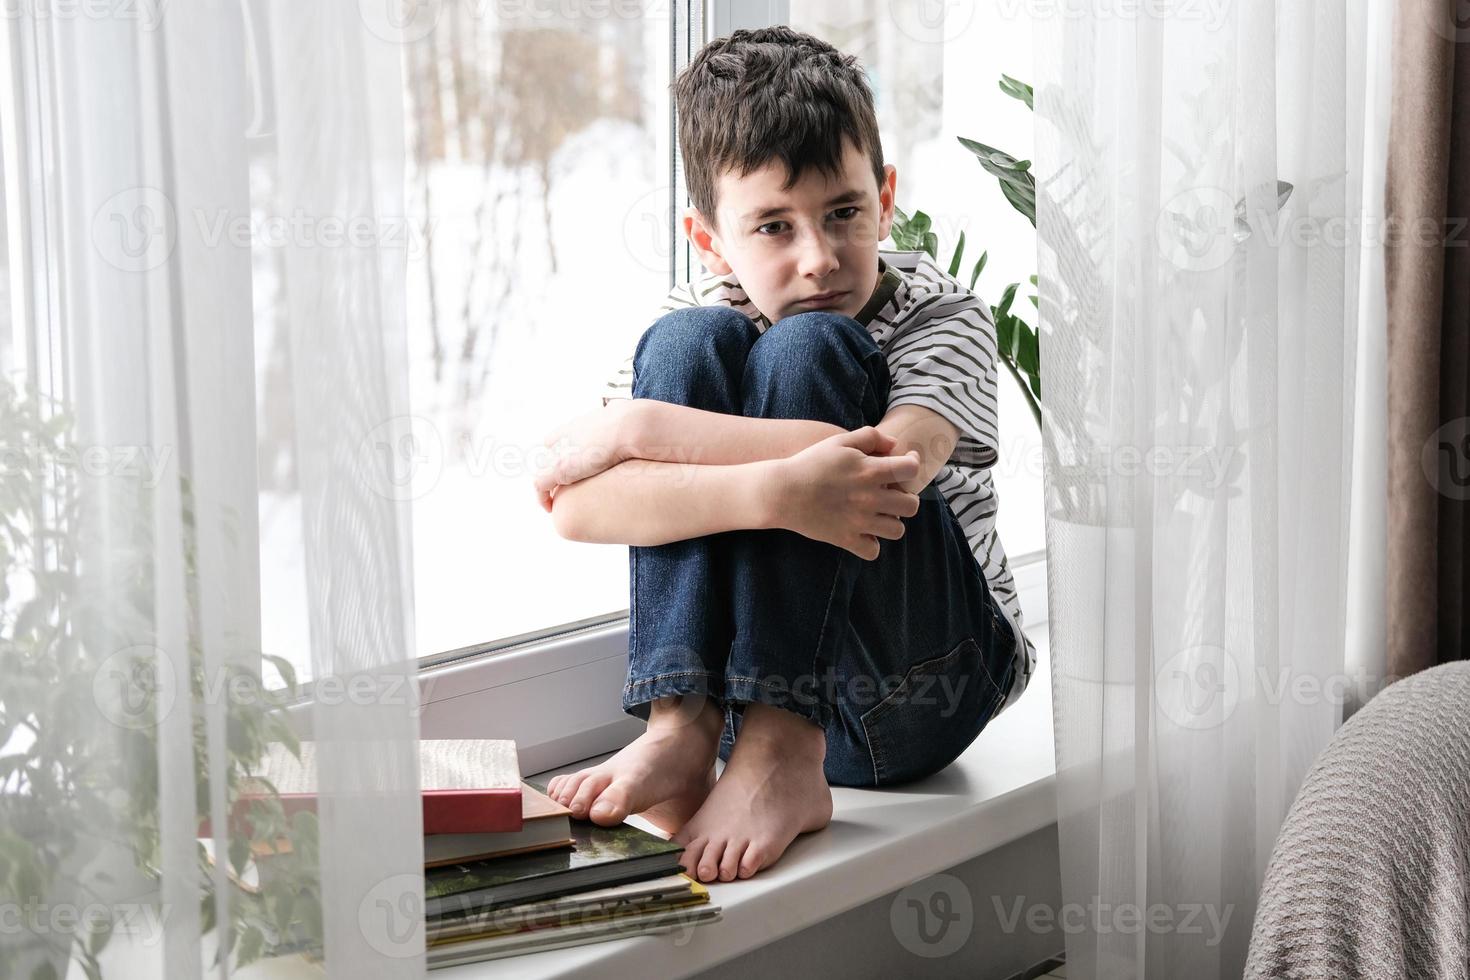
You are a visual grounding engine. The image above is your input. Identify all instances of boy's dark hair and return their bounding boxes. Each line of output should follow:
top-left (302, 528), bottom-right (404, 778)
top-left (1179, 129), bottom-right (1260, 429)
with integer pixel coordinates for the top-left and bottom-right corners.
top-left (673, 26), bottom-right (885, 230)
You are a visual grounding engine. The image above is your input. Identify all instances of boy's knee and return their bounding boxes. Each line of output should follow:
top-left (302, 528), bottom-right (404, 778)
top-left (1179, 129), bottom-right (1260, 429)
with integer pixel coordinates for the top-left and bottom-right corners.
top-left (749, 310), bottom-right (876, 367)
top-left (635, 306), bottom-right (756, 369)
top-left (743, 311), bottom-right (880, 394)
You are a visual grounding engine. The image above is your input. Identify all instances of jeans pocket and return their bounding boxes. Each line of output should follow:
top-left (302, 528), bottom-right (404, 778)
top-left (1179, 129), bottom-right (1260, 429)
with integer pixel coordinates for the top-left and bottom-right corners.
top-left (859, 636), bottom-right (1010, 786)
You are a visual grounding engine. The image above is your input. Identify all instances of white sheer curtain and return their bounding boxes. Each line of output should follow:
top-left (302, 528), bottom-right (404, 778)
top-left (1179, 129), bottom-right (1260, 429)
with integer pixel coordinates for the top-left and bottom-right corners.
top-left (1, 3), bottom-right (423, 977)
top-left (1034, 0), bottom-right (1381, 974)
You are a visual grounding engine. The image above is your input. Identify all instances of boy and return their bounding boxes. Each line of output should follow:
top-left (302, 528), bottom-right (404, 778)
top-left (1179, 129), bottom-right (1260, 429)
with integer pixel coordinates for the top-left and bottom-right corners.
top-left (535, 27), bottom-right (1036, 885)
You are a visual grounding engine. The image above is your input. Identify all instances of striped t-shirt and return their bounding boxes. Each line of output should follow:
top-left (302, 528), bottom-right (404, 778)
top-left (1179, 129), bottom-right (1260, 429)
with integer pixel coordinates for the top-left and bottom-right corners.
top-left (602, 249), bottom-right (1036, 715)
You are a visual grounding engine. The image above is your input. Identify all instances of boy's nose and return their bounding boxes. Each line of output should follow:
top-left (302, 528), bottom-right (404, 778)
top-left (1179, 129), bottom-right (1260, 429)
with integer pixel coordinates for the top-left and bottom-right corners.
top-left (796, 233), bottom-right (840, 279)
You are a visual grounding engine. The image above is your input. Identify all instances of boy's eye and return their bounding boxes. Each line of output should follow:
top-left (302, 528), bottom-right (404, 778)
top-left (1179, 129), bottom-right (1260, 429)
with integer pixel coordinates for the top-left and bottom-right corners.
top-left (755, 207), bottom-right (860, 236)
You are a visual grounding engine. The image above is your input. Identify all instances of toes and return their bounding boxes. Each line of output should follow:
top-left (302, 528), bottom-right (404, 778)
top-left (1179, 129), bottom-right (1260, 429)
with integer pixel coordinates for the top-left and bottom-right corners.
top-left (568, 772), bottom-right (612, 818)
top-left (697, 839), bottom-right (726, 882)
top-left (718, 841), bottom-right (746, 882)
top-left (553, 772), bottom-right (586, 806)
top-left (738, 844), bottom-right (766, 879)
top-left (679, 837), bottom-right (707, 877)
top-left (589, 784), bottom-right (632, 825)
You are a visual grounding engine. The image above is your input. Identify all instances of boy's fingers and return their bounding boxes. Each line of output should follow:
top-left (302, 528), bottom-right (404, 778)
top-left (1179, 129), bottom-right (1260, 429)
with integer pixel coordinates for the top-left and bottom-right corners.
top-left (843, 425), bottom-right (898, 455)
top-left (880, 489), bottom-right (921, 517)
top-left (870, 516), bottom-right (905, 540)
top-left (875, 453), bottom-right (920, 480)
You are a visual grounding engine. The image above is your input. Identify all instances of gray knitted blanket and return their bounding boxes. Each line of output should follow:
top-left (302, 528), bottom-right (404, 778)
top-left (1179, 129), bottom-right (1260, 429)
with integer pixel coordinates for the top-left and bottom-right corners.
top-left (1246, 661), bottom-right (1470, 979)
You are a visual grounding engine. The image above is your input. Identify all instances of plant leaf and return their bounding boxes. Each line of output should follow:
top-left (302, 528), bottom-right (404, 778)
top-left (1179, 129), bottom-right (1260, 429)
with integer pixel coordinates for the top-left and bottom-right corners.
top-left (995, 311), bottom-right (1016, 360)
top-left (971, 250), bottom-right (988, 290)
top-left (998, 73), bottom-right (1034, 109)
top-left (957, 137), bottom-right (1037, 227)
top-left (236, 925), bottom-right (265, 968)
top-left (1017, 321), bottom-right (1040, 380)
top-left (261, 653), bottom-right (298, 696)
top-left (995, 282), bottom-right (1019, 323)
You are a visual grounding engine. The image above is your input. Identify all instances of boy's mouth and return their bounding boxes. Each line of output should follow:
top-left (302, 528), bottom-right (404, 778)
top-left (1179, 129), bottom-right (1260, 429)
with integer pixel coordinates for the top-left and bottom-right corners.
top-left (798, 290), bottom-right (847, 306)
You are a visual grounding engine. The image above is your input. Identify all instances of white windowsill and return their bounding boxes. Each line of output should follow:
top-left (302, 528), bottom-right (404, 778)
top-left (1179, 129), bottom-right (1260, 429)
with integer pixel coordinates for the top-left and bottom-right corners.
top-left (433, 624), bottom-right (1056, 979)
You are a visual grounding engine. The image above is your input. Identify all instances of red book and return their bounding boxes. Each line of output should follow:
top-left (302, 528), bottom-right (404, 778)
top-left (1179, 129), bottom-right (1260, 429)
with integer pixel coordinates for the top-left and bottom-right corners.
top-left (202, 739), bottom-right (523, 836)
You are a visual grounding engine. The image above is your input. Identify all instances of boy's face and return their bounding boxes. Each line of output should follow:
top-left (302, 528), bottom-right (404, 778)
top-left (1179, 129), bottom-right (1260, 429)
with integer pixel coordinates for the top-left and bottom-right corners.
top-left (683, 139), bottom-right (897, 324)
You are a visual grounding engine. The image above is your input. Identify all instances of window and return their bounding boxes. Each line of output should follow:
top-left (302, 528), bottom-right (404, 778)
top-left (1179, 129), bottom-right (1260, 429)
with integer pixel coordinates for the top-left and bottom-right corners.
top-left (401, 8), bottom-right (676, 658)
top-left (253, 0), bottom-right (1043, 685)
top-left (257, 3), bottom-right (677, 675)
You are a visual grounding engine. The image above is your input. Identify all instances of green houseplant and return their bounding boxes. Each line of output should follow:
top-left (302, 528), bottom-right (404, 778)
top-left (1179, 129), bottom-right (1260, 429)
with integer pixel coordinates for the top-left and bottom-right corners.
top-left (891, 73), bottom-right (1276, 523)
top-left (889, 74), bottom-right (1042, 434)
top-left (0, 379), bottom-right (325, 978)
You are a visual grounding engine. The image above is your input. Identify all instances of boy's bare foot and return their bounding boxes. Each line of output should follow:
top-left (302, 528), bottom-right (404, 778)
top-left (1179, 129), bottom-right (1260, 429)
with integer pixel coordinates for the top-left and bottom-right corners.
top-left (545, 694), bottom-right (723, 835)
top-left (673, 702), bottom-right (833, 883)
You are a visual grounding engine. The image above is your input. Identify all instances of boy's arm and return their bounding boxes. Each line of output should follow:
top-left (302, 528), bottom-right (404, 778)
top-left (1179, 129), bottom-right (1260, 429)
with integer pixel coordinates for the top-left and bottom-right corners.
top-left (549, 457), bottom-right (779, 545)
top-left (534, 400), bottom-right (843, 513)
top-left (550, 427), bottom-right (923, 556)
top-left (624, 399), bottom-right (845, 464)
top-left (874, 404), bottom-right (961, 494)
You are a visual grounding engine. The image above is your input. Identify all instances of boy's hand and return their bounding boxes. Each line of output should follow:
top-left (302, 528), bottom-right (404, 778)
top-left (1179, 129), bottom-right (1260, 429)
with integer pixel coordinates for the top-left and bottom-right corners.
top-left (772, 427), bottom-right (922, 561)
top-left (534, 401), bottom-right (640, 512)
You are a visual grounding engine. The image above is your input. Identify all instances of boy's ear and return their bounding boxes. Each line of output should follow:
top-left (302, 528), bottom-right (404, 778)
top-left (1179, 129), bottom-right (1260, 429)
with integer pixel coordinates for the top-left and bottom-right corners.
top-left (876, 163), bottom-right (898, 245)
top-left (682, 206), bottom-right (733, 276)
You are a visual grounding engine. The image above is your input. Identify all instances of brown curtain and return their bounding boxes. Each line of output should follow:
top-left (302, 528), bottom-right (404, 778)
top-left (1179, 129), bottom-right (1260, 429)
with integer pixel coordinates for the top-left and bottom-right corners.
top-left (1385, 0), bottom-right (1470, 678)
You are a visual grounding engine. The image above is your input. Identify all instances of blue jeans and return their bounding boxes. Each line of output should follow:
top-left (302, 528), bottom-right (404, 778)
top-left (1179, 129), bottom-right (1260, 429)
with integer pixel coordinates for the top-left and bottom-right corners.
top-left (624, 305), bottom-right (1018, 787)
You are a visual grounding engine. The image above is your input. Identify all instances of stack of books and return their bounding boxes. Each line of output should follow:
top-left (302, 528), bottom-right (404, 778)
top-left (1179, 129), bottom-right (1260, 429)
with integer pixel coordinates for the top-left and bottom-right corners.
top-left (208, 740), bottom-right (720, 967)
top-left (422, 776), bottom-right (720, 968)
